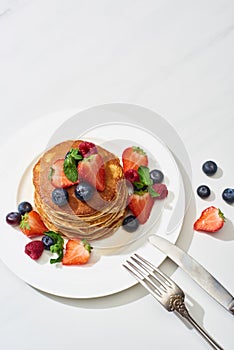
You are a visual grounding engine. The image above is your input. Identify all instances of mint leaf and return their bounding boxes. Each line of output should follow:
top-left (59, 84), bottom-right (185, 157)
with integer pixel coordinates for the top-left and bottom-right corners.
top-left (137, 166), bottom-right (152, 186)
top-left (45, 231), bottom-right (64, 264)
top-left (63, 157), bottom-right (78, 182)
top-left (69, 148), bottom-right (83, 161)
top-left (148, 185), bottom-right (160, 198)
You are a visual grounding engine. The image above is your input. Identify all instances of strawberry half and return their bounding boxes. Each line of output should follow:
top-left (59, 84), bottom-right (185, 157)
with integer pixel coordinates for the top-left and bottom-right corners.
top-left (78, 154), bottom-right (105, 191)
top-left (128, 192), bottom-right (154, 224)
top-left (20, 211), bottom-right (48, 237)
top-left (50, 159), bottom-right (78, 188)
top-left (62, 239), bottom-right (92, 265)
top-left (122, 146), bottom-right (148, 172)
top-left (194, 206), bottom-right (225, 233)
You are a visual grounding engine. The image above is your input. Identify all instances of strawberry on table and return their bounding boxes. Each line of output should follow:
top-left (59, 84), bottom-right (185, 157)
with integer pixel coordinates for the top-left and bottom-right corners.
top-left (78, 154), bottom-right (105, 192)
top-left (122, 146), bottom-right (148, 173)
top-left (193, 206), bottom-right (225, 233)
top-left (50, 159), bottom-right (78, 188)
top-left (62, 239), bottom-right (92, 265)
top-left (128, 192), bottom-right (154, 224)
top-left (20, 210), bottom-right (48, 237)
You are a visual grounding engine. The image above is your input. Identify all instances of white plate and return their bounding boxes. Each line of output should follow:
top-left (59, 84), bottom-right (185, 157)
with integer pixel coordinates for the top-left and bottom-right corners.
top-left (0, 104), bottom-right (186, 298)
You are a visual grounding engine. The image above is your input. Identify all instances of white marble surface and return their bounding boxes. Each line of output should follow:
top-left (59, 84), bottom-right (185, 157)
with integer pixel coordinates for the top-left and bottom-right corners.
top-left (0, 1), bottom-right (234, 349)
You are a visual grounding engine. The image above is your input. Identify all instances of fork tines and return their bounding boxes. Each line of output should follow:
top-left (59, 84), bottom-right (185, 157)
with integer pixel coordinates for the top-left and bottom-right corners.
top-left (123, 253), bottom-right (173, 298)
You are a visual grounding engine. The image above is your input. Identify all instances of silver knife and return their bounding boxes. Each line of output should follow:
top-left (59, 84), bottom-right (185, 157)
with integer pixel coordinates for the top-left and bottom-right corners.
top-left (149, 235), bottom-right (234, 315)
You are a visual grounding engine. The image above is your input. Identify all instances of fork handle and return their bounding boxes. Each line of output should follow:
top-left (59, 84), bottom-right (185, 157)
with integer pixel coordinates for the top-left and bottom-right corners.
top-left (170, 295), bottom-right (224, 350)
top-left (182, 312), bottom-right (224, 350)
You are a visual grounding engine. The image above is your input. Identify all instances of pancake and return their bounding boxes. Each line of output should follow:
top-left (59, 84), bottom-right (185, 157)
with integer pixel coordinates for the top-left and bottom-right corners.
top-left (33, 140), bottom-right (128, 240)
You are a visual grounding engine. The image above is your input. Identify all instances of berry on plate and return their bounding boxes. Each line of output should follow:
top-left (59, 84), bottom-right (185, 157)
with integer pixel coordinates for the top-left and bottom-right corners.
top-left (20, 210), bottom-right (48, 237)
top-left (202, 160), bottom-right (218, 176)
top-left (193, 206), bottom-right (225, 233)
top-left (152, 183), bottom-right (168, 200)
top-left (79, 141), bottom-right (97, 158)
top-left (49, 159), bottom-right (79, 188)
top-left (150, 169), bottom-right (164, 184)
top-left (197, 185), bottom-right (211, 199)
top-left (222, 188), bottom-right (234, 204)
top-left (25, 240), bottom-right (44, 260)
top-left (122, 146), bottom-right (148, 172)
top-left (62, 239), bottom-right (92, 265)
top-left (78, 154), bottom-right (105, 192)
top-left (128, 192), bottom-right (154, 224)
top-left (124, 169), bottom-right (140, 183)
top-left (42, 235), bottom-right (55, 250)
top-left (122, 215), bottom-right (139, 232)
top-left (6, 212), bottom-right (21, 226)
top-left (18, 201), bottom-right (33, 215)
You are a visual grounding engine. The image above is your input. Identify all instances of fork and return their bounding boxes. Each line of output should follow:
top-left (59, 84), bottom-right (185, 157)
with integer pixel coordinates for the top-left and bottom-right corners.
top-left (123, 254), bottom-right (224, 350)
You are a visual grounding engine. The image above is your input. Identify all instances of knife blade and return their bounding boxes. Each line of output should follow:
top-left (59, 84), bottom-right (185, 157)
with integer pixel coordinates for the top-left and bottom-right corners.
top-left (149, 235), bottom-right (234, 315)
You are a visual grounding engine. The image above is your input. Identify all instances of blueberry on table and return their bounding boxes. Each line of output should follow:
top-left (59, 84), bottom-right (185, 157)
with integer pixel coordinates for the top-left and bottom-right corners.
top-left (222, 188), bottom-right (234, 204)
top-left (122, 215), bottom-right (139, 232)
top-left (6, 212), bottom-right (21, 226)
top-left (74, 182), bottom-right (94, 202)
top-left (202, 161), bottom-right (218, 176)
top-left (18, 201), bottom-right (33, 215)
top-left (42, 235), bottom-right (55, 250)
top-left (197, 185), bottom-right (211, 199)
top-left (52, 188), bottom-right (68, 206)
top-left (150, 169), bottom-right (164, 184)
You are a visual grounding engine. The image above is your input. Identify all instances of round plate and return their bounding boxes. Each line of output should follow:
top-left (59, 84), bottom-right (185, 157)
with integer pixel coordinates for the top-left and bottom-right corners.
top-left (0, 104), bottom-right (186, 298)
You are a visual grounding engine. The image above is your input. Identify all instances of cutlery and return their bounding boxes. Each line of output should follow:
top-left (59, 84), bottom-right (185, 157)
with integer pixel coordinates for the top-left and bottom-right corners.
top-left (149, 235), bottom-right (234, 315)
top-left (123, 254), bottom-right (224, 349)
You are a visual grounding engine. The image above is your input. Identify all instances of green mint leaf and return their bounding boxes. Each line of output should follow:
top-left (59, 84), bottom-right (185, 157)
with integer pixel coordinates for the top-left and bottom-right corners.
top-left (69, 148), bottom-right (83, 161)
top-left (138, 166), bottom-right (152, 186)
top-left (148, 185), bottom-right (160, 198)
top-left (63, 157), bottom-right (78, 182)
top-left (44, 231), bottom-right (64, 264)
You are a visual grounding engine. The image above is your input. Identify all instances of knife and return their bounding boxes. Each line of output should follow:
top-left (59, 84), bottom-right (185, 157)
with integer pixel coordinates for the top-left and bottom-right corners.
top-left (149, 235), bottom-right (234, 315)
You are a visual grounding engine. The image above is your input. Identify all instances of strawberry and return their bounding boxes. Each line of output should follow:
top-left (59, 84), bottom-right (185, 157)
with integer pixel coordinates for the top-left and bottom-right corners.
top-left (20, 211), bottom-right (48, 237)
top-left (78, 154), bottom-right (105, 191)
top-left (122, 146), bottom-right (148, 172)
top-left (62, 239), bottom-right (92, 265)
top-left (128, 192), bottom-right (154, 224)
top-left (25, 240), bottom-right (44, 260)
top-left (193, 206), bottom-right (225, 233)
top-left (49, 159), bottom-right (78, 188)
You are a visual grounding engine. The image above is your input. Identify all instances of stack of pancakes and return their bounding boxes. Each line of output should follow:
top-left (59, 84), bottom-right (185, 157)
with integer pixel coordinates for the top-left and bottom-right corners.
top-left (33, 140), bottom-right (128, 241)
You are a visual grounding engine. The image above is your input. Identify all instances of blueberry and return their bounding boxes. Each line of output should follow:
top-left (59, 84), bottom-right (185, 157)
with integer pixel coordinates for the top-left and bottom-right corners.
top-left (42, 235), bottom-right (55, 250)
top-left (202, 161), bottom-right (218, 176)
top-left (52, 188), bottom-right (68, 206)
top-left (18, 201), bottom-right (33, 215)
top-left (6, 212), bottom-right (21, 226)
top-left (122, 215), bottom-right (139, 232)
top-left (197, 185), bottom-right (211, 199)
top-left (222, 188), bottom-right (234, 204)
top-left (75, 182), bottom-right (94, 202)
top-left (150, 169), bottom-right (164, 184)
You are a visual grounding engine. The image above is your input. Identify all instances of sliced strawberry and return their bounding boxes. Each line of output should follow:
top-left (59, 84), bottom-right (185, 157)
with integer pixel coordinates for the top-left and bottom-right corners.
top-left (128, 192), bottom-right (154, 224)
top-left (62, 239), bottom-right (92, 265)
top-left (78, 154), bottom-right (105, 191)
top-left (122, 146), bottom-right (148, 172)
top-left (49, 159), bottom-right (78, 188)
top-left (20, 211), bottom-right (48, 237)
top-left (194, 206), bottom-right (225, 233)
top-left (79, 141), bottom-right (97, 158)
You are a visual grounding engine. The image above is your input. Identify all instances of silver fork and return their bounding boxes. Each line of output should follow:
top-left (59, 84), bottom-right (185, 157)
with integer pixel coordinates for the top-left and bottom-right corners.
top-left (123, 254), bottom-right (224, 350)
